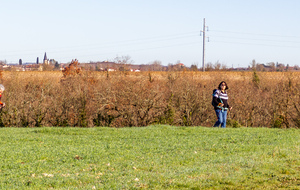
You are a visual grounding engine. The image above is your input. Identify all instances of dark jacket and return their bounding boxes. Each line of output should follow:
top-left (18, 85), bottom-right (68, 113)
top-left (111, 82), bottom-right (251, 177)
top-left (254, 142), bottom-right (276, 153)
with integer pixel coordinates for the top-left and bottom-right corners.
top-left (213, 89), bottom-right (230, 110)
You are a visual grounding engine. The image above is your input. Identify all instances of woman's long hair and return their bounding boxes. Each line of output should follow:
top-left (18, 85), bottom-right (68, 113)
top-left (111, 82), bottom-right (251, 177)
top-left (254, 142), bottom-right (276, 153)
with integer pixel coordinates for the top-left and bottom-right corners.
top-left (218, 81), bottom-right (229, 90)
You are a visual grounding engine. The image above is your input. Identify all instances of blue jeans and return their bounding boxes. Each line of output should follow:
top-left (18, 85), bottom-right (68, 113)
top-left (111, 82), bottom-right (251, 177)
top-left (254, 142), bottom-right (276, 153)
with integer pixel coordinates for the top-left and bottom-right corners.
top-left (213, 109), bottom-right (227, 128)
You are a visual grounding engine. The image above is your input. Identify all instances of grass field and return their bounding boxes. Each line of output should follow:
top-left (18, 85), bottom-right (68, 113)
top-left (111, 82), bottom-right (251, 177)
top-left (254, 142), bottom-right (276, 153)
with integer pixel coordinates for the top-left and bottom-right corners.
top-left (1, 126), bottom-right (300, 189)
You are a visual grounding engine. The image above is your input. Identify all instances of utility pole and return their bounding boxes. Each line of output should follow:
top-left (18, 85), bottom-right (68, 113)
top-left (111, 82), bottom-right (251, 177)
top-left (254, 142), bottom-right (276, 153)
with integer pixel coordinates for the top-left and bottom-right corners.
top-left (201, 18), bottom-right (208, 72)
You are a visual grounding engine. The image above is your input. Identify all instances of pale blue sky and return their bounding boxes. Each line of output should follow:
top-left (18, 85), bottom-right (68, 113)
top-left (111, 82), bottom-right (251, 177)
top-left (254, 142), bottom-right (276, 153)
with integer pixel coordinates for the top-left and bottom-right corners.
top-left (1, 0), bottom-right (300, 67)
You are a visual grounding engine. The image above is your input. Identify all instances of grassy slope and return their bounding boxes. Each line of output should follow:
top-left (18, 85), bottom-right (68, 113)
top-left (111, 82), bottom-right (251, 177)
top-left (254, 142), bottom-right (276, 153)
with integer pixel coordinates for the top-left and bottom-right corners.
top-left (0, 126), bottom-right (300, 189)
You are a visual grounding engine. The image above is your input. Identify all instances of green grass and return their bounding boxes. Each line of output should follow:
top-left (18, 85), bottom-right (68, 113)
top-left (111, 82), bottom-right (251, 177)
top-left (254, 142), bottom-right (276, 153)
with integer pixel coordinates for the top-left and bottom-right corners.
top-left (0, 126), bottom-right (300, 189)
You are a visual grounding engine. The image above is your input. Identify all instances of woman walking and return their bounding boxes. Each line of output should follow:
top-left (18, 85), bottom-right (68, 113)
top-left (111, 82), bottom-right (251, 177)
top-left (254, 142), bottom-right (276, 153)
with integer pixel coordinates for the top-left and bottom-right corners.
top-left (212, 81), bottom-right (232, 128)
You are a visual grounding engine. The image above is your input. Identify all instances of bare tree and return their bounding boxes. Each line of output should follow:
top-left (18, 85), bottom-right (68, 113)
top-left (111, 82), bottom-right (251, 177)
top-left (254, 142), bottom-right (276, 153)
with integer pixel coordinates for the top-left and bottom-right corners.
top-left (221, 63), bottom-right (227, 70)
top-left (149, 60), bottom-right (163, 71)
top-left (256, 64), bottom-right (265, 71)
top-left (267, 62), bottom-right (276, 71)
top-left (114, 55), bottom-right (133, 65)
top-left (214, 61), bottom-right (221, 70)
top-left (114, 55), bottom-right (133, 71)
top-left (205, 62), bottom-right (213, 71)
top-left (190, 64), bottom-right (198, 71)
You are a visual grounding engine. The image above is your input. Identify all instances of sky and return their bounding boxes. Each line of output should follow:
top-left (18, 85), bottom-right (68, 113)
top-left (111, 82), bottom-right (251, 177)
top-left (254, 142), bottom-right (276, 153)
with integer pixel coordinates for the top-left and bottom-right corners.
top-left (1, 0), bottom-right (300, 68)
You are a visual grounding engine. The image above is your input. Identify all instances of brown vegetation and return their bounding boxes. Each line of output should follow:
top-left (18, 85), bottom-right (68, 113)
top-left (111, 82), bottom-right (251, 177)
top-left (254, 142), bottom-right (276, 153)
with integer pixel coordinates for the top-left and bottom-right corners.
top-left (0, 70), bottom-right (300, 128)
top-left (62, 59), bottom-right (82, 78)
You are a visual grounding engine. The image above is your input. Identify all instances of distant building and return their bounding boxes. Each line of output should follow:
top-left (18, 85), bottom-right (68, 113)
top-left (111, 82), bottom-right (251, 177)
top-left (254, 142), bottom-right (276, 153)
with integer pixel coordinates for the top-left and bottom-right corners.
top-left (43, 52), bottom-right (49, 64)
top-left (106, 68), bottom-right (116, 72)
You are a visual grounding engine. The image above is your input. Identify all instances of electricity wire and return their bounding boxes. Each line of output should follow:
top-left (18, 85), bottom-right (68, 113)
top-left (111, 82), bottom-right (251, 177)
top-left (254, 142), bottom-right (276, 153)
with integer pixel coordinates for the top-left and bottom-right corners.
top-left (2, 29), bottom-right (300, 63)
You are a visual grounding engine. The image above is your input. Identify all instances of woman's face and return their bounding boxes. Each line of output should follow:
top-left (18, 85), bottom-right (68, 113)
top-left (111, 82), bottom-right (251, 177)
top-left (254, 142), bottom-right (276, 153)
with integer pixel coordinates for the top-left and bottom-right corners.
top-left (220, 83), bottom-right (226, 91)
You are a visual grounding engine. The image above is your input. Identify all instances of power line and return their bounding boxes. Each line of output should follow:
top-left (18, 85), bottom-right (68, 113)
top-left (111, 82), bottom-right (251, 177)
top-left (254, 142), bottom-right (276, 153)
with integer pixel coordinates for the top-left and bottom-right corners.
top-left (53, 41), bottom-right (202, 61)
top-left (210, 29), bottom-right (300, 39)
top-left (3, 27), bottom-right (300, 64)
top-left (3, 40), bottom-right (202, 63)
top-left (212, 35), bottom-right (300, 44)
top-left (209, 40), bottom-right (300, 49)
top-left (1, 31), bottom-right (200, 56)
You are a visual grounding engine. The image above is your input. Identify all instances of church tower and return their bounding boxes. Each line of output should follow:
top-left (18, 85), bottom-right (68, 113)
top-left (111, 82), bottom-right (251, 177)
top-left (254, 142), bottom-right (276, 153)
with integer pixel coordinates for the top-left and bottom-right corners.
top-left (43, 52), bottom-right (49, 64)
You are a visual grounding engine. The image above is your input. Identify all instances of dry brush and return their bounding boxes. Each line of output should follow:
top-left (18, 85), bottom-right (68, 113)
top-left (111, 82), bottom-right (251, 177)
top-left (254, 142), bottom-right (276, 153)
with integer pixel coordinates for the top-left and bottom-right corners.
top-left (0, 70), bottom-right (300, 128)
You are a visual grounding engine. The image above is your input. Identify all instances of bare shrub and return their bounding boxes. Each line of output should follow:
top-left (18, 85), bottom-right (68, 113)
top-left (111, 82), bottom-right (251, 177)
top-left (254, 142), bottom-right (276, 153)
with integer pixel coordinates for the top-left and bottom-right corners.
top-left (0, 71), bottom-right (300, 128)
top-left (62, 59), bottom-right (82, 78)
